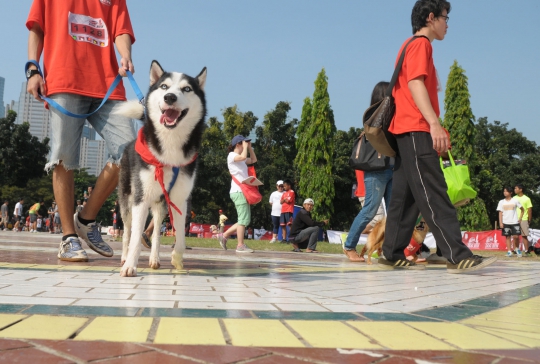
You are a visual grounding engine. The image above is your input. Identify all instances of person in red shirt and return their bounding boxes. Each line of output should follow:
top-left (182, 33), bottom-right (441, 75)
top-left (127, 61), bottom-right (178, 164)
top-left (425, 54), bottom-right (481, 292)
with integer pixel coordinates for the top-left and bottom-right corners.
top-left (380, 0), bottom-right (496, 273)
top-left (26, 0), bottom-right (136, 262)
top-left (279, 180), bottom-right (296, 243)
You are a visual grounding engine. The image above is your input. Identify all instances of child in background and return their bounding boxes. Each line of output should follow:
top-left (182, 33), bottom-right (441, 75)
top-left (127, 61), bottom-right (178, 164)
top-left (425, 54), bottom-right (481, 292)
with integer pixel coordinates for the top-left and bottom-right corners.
top-left (219, 209), bottom-right (228, 234)
top-left (279, 179), bottom-right (295, 243)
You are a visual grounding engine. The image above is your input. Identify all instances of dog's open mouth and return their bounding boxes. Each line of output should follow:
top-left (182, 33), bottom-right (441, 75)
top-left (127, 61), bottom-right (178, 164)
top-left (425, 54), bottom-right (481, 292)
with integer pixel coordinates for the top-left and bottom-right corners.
top-left (159, 107), bottom-right (189, 128)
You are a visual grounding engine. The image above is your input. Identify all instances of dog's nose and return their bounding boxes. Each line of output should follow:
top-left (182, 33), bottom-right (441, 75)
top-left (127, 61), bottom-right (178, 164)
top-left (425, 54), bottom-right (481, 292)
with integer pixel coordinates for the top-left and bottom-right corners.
top-left (164, 93), bottom-right (177, 105)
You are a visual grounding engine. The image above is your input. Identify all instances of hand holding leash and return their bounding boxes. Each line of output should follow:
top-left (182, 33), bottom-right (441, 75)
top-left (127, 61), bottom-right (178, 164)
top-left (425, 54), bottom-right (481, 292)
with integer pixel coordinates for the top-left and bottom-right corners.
top-left (119, 57), bottom-right (135, 77)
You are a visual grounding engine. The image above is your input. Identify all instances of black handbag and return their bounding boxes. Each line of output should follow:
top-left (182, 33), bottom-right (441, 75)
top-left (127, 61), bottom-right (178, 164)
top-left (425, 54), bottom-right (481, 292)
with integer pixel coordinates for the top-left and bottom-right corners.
top-left (349, 132), bottom-right (389, 171)
top-left (363, 35), bottom-right (427, 157)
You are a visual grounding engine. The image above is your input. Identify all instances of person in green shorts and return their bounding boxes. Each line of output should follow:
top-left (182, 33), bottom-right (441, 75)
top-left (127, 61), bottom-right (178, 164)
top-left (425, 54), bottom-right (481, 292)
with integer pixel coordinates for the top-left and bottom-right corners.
top-left (218, 135), bottom-right (258, 253)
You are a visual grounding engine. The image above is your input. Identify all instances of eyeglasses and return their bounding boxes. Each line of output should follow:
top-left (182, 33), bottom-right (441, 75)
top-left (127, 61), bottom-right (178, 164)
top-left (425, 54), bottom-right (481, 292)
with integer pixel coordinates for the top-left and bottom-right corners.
top-left (439, 15), bottom-right (449, 23)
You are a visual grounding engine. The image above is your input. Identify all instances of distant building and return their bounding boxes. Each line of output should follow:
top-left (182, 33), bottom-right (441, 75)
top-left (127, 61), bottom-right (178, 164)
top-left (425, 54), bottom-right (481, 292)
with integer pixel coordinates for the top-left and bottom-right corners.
top-left (6, 100), bottom-right (18, 116)
top-left (16, 82), bottom-right (50, 141)
top-left (79, 138), bottom-right (109, 177)
top-left (0, 77), bottom-right (5, 118)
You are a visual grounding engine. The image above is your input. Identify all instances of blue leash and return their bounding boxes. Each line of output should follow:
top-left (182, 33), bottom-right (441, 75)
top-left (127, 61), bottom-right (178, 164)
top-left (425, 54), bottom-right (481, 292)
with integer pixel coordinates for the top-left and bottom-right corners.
top-left (25, 60), bottom-right (145, 118)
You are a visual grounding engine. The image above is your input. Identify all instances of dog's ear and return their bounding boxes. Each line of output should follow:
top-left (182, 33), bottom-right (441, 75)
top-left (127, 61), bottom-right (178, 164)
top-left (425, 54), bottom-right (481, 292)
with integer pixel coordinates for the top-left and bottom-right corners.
top-left (196, 67), bottom-right (207, 91)
top-left (150, 60), bottom-right (165, 86)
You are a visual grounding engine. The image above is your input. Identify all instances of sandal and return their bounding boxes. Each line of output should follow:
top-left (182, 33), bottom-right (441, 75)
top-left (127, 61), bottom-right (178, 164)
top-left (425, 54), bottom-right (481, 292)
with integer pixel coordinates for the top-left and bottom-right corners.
top-left (292, 248), bottom-right (302, 252)
top-left (141, 233), bottom-right (151, 248)
top-left (306, 249), bottom-right (319, 253)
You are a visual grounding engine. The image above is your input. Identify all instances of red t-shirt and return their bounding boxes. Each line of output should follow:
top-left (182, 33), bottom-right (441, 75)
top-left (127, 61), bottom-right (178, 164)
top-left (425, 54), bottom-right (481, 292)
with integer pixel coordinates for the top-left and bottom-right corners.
top-left (280, 190), bottom-right (295, 214)
top-left (26, 0), bottom-right (135, 100)
top-left (390, 37), bottom-right (439, 135)
top-left (355, 170), bottom-right (365, 198)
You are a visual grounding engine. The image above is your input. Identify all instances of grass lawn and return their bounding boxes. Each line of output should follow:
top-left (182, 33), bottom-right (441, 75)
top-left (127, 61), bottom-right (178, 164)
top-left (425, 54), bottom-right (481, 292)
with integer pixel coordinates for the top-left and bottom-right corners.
top-left (131, 236), bottom-right (540, 260)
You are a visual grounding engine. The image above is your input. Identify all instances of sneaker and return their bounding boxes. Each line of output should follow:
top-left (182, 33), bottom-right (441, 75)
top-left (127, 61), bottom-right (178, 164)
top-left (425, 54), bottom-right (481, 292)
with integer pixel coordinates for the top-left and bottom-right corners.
top-left (236, 244), bottom-right (254, 253)
top-left (506, 251), bottom-right (514, 257)
top-left (378, 256), bottom-right (425, 270)
top-left (515, 249), bottom-right (522, 258)
top-left (343, 249), bottom-right (365, 262)
top-left (447, 255), bottom-right (497, 274)
top-left (269, 238), bottom-right (276, 244)
top-left (57, 237), bottom-right (88, 262)
top-left (218, 233), bottom-right (227, 250)
top-left (73, 212), bottom-right (113, 257)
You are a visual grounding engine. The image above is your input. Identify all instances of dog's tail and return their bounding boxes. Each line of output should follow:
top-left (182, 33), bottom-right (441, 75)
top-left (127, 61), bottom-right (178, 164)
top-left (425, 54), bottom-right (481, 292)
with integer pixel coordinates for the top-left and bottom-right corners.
top-left (114, 100), bottom-right (145, 120)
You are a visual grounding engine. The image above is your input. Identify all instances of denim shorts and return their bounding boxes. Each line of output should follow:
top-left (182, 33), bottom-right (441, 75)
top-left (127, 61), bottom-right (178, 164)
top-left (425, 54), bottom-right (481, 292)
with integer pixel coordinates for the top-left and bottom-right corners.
top-left (46, 93), bottom-right (136, 172)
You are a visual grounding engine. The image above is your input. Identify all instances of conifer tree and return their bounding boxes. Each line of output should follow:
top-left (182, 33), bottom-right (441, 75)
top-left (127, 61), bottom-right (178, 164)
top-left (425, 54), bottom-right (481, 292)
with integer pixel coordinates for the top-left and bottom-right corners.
top-left (443, 61), bottom-right (490, 230)
top-left (295, 68), bottom-right (336, 221)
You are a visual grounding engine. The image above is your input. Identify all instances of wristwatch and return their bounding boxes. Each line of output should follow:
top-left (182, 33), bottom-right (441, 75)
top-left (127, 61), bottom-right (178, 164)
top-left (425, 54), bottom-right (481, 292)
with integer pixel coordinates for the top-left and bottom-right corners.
top-left (26, 68), bottom-right (40, 80)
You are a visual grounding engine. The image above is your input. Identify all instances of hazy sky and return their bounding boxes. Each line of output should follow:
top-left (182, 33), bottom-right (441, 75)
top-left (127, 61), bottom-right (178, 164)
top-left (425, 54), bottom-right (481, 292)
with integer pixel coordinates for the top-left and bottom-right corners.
top-left (1, 0), bottom-right (539, 144)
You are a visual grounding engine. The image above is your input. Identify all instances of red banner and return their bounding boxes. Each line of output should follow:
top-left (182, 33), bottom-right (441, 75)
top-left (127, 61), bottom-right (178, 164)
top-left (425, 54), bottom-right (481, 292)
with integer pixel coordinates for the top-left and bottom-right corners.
top-left (462, 230), bottom-right (507, 251)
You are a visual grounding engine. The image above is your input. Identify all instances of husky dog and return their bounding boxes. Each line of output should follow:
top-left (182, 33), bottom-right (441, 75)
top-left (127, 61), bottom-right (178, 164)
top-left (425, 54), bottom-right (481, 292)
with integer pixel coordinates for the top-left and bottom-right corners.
top-left (116, 60), bottom-right (207, 277)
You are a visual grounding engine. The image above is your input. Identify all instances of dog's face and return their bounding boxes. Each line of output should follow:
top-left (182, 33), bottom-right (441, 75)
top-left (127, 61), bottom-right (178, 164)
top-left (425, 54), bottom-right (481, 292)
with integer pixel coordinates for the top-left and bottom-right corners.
top-left (146, 61), bottom-right (207, 130)
top-left (412, 218), bottom-right (429, 243)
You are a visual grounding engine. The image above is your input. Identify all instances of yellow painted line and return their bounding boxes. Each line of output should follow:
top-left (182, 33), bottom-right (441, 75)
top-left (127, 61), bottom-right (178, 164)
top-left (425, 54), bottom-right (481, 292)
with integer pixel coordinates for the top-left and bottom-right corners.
top-left (76, 317), bottom-right (153, 343)
top-left (408, 322), bottom-right (526, 350)
top-left (154, 318), bottom-right (226, 345)
top-left (476, 326), bottom-right (540, 341)
top-left (2, 263), bottom-right (38, 268)
top-left (83, 266), bottom-right (116, 272)
top-left (0, 315), bottom-right (87, 340)
top-left (286, 320), bottom-right (381, 349)
top-left (461, 318), bottom-right (540, 334)
top-left (348, 322), bottom-right (453, 350)
top-left (0, 314), bottom-right (27, 330)
top-left (475, 328), bottom-right (540, 348)
top-left (31, 264), bottom-right (65, 269)
top-left (57, 265), bottom-right (92, 271)
top-left (470, 312), bottom-right (540, 326)
top-left (223, 319), bottom-right (303, 347)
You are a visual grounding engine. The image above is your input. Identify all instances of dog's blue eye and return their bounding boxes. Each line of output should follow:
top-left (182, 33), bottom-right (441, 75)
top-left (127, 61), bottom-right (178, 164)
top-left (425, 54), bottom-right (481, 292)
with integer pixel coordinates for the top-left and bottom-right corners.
top-left (160, 84), bottom-right (168, 90)
top-left (182, 87), bottom-right (192, 92)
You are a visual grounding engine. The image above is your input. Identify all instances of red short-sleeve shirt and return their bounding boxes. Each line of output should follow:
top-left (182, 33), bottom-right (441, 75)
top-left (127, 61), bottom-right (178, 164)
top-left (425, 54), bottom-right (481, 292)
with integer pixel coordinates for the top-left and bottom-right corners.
top-left (390, 37), bottom-right (439, 135)
top-left (26, 0), bottom-right (135, 100)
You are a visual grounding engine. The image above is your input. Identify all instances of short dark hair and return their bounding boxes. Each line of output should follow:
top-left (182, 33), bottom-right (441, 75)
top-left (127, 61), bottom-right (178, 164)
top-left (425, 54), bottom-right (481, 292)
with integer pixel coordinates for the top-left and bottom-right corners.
top-left (411, 0), bottom-right (451, 34)
top-left (515, 184), bottom-right (524, 191)
top-left (503, 186), bottom-right (513, 194)
top-left (283, 179), bottom-right (293, 187)
top-left (370, 81), bottom-right (390, 106)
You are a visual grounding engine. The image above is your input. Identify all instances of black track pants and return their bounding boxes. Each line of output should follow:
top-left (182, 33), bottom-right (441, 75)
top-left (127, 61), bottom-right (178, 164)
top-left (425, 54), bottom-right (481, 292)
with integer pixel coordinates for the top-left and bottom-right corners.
top-left (382, 132), bottom-right (472, 264)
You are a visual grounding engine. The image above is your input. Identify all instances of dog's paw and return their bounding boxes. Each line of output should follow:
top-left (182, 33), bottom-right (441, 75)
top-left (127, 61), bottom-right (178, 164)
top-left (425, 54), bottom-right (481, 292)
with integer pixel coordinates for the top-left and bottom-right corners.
top-left (149, 257), bottom-right (161, 270)
top-left (367, 260), bottom-right (373, 265)
top-left (120, 266), bottom-right (137, 277)
top-left (171, 251), bottom-right (184, 270)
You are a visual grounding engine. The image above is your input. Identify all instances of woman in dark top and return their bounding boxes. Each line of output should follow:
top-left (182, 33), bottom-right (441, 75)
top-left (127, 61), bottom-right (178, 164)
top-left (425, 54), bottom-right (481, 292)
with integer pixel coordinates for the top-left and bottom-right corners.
top-left (289, 198), bottom-right (328, 253)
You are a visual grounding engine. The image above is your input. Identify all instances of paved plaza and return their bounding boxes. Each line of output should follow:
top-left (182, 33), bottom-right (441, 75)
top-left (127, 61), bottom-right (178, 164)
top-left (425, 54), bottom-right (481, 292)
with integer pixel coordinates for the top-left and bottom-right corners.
top-left (0, 231), bottom-right (539, 363)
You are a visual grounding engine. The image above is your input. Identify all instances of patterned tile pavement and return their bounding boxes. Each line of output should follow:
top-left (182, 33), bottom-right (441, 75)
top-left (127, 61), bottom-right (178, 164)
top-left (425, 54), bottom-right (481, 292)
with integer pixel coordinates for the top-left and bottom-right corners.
top-left (0, 231), bottom-right (539, 363)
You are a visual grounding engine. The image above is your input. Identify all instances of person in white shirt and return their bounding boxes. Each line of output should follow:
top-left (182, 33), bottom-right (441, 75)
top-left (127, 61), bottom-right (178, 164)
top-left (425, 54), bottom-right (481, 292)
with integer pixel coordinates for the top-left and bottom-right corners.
top-left (269, 180), bottom-right (285, 243)
top-left (13, 198), bottom-right (24, 232)
top-left (497, 187), bottom-right (525, 257)
top-left (218, 135), bottom-right (257, 253)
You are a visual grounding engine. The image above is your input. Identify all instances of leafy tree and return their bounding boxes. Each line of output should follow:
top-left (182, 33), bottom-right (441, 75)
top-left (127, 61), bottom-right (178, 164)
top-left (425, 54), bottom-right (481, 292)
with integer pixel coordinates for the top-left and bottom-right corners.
top-left (0, 110), bottom-right (50, 187)
top-left (442, 60), bottom-right (490, 230)
top-left (294, 97), bottom-right (312, 170)
top-left (472, 117), bottom-right (540, 228)
top-left (222, 105), bottom-right (258, 140)
top-left (295, 68), bottom-right (336, 221)
top-left (331, 127), bottom-right (361, 231)
top-left (252, 101), bottom-right (298, 229)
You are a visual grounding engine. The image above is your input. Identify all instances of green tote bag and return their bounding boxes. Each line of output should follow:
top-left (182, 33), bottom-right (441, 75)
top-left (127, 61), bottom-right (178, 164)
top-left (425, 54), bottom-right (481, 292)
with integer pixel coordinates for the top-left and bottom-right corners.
top-left (440, 151), bottom-right (477, 207)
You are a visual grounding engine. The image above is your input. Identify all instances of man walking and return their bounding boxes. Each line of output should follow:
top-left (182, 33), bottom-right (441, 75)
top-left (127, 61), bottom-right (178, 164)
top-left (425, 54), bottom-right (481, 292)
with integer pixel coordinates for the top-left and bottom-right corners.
top-left (1, 201), bottom-right (9, 231)
top-left (26, 0), bottom-right (136, 262)
top-left (381, 0), bottom-right (496, 273)
top-left (514, 184), bottom-right (533, 256)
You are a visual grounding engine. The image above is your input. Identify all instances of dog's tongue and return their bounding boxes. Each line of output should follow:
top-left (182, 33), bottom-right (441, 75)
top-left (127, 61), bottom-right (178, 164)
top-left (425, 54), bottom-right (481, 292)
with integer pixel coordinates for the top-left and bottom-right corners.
top-left (160, 109), bottom-right (181, 124)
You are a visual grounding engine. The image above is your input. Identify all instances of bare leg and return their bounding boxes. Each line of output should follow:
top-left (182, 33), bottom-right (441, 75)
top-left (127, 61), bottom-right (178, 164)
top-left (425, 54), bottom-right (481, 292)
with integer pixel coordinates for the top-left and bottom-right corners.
top-left (79, 163), bottom-right (119, 221)
top-left (53, 165), bottom-right (75, 235)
